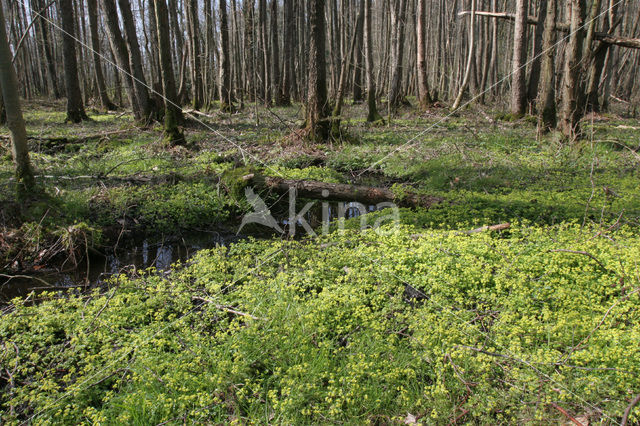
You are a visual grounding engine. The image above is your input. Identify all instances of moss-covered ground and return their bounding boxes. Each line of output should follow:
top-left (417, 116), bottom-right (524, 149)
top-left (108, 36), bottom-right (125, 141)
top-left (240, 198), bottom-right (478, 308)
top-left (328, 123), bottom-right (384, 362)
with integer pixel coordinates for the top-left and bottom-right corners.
top-left (1, 100), bottom-right (639, 423)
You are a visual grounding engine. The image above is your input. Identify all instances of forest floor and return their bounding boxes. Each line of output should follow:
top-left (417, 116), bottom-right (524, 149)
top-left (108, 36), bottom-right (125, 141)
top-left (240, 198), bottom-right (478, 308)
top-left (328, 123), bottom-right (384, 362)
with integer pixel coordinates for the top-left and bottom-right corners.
top-left (1, 100), bottom-right (640, 423)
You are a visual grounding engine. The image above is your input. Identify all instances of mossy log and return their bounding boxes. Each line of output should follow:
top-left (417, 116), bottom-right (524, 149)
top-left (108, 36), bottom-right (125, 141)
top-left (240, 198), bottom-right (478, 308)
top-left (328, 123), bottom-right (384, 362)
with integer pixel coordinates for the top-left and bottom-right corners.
top-left (245, 174), bottom-right (444, 208)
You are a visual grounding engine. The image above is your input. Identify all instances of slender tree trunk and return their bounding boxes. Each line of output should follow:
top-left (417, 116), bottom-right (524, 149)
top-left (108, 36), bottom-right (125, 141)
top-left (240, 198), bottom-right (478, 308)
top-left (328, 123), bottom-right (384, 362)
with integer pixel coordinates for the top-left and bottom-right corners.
top-left (527, 0), bottom-right (547, 104)
top-left (511, 0), bottom-right (528, 116)
top-left (389, 0), bottom-right (409, 108)
top-left (154, 0), bottom-right (185, 144)
top-left (352, 0), bottom-right (365, 103)
top-left (118, 0), bottom-right (155, 121)
top-left (258, 0), bottom-right (270, 104)
top-left (101, 0), bottom-right (138, 117)
top-left (452, 0), bottom-right (476, 110)
top-left (281, 0), bottom-right (294, 105)
top-left (416, 0), bottom-right (432, 110)
top-left (0, 2), bottom-right (35, 194)
top-left (59, 0), bottom-right (89, 123)
top-left (88, 0), bottom-right (116, 110)
top-left (185, 0), bottom-right (203, 109)
top-left (537, 0), bottom-right (557, 132)
top-left (331, 1), bottom-right (364, 134)
top-left (244, 0), bottom-right (256, 102)
top-left (306, 0), bottom-right (329, 142)
top-left (270, 0), bottom-right (285, 105)
top-left (219, 0), bottom-right (234, 111)
top-left (559, 0), bottom-right (587, 139)
top-left (33, 0), bottom-right (60, 98)
top-left (364, 0), bottom-right (382, 122)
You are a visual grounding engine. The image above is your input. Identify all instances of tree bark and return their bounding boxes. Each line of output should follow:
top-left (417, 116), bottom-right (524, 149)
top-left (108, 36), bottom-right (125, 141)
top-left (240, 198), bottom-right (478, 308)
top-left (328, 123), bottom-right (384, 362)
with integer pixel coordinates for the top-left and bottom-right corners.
top-left (305, 0), bottom-right (330, 142)
top-left (537, 0), bottom-right (557, 132)
top-left (0, 2), bottom-right (35, 193)
top-left (252, 176), bottom-right (443, 209)
top-left (511, 0), bottom-right (528, 117)
top-left (389, 0), bottom-right (409, 108)
top-left (154, 0), bottom-right (185, 145)
top-left (185, 0), bottom-right (203, 109)
top-left (270, 0), bottom-right (285, 105)
top-left (559, 0), bottom-right (587, 139)
top-left (527, 0), bottom-right (547, 104)
top-left (219, 0), bottom-right (234, 111)
top-left (331, 3), bottom-right (364, 134)
top-left (452, 0), bottom-right (476, 111)
top-left (101, 0), bottom-right (143, 119)
top-left (118, 0), bottom-right (156, 121)
top-left (59, 0), bottom-right (89, 123)
top-left (416, 0), bottom-right (432, 110)
top-left (352, 0), bottom-right (365, 104)
top-left (87, 0), bottom-right (116, 110)
top-left (364, 0), bottom-right (382, 122)
top-left (281, 0), bottom-right (295, 105)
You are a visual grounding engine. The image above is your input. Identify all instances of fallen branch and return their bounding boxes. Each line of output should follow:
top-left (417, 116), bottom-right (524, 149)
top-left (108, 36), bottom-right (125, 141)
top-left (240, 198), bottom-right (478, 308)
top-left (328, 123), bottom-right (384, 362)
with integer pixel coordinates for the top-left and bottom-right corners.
top-left (549, 403), bottom-right (584, 426)
top-left (248, 175), bottom-right (444, 208)
top-left (458, 10), bottom-right (640, 49)
top-left (622, 394), bottom-right (640, 426)
top-left (192, 296), bottom-right (267, 321)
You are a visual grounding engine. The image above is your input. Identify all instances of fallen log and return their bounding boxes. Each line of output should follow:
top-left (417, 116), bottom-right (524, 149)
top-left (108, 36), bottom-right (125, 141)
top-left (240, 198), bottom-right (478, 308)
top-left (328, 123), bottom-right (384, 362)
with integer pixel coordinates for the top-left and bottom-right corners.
top-left (458, 10), bottom-right (640, 49)
top-left (247, 175), bottom-right (444, 208)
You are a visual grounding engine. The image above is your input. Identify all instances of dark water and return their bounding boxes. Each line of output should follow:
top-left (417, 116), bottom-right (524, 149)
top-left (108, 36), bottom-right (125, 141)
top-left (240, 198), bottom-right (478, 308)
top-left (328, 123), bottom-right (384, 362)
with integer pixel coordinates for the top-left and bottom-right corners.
top-left (0, 232), bottom-right (241, 304)
top-left (1, 203), bottom-right (380, 304)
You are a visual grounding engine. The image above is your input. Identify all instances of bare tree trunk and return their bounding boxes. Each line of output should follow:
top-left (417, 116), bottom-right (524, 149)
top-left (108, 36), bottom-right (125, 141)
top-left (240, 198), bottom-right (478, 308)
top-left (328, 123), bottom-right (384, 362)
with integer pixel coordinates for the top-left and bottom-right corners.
top-left (559, 0), bottom-right (586, 139)
top-left (258, 0), bottom-right (270, 105)
top-left (452, 0), bottom-right (476, 110)
top-left (118, 0), bottom-right (156, 121)
top-left (88, 0), bottom-right (116, 110)
top-left (537, 0), bottom-right (557, 132)
top-left (527, 0), bottom-right (547, 104)
top-left (33, 0), bottom-right (60, 98)
top-left (185, 0), bottom-right (203, 109)
top-left (154, 0), bottom-right (185, 144)
top-left (352, 0), bottom-right (365, 104)
top-left (59, 0), bottom-right (89, 123)
top-left (101, 0), bottom-right (138, 117)
top-left (416, 0), bottom-right (432, 110)
top-left (511, 0), bottom-right (528, 117)
top-left (0, 2), bottom-right (35, 194)
top-left (219, 0), bottom-right (234, 111)
top-left (306, 0), bottom-right (329, 142)
top-left (281, 0), bottom-right (295, 105)
top-left (331, 1), bottom-right (364, 134)
top-left (389, 0), bottom-right (409, 108)
top-left (270, 0), bottom-right (284, 105)
top-left (244, 0), bottom-right (256, 102)
top-left (364, 0), bottom-right (382, 122)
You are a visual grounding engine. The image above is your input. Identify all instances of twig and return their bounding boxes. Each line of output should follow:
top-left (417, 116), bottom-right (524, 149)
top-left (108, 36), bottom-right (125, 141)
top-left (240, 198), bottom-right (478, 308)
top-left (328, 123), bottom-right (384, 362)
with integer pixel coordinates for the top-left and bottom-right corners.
top-left (549, 402), bottom-right (584, 426)
top-left (549, 249), bottom-right (611, 274)
top-left (0, 273), bottom-right (53, 288)
top-left (192, 296), bottom-right (267, 321)
top-left (622, 394), bottom-right (640, 426)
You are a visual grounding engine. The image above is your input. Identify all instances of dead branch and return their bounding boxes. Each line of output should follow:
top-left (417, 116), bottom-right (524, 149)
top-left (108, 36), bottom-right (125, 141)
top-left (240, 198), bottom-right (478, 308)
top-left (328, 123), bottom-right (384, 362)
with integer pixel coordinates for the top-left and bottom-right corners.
top-left (457, 10), bottom-right (640, 49)
top-left (192, 296), bottom-right (267, 321)
top-left (622, 394), bottom-right (640, 426)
